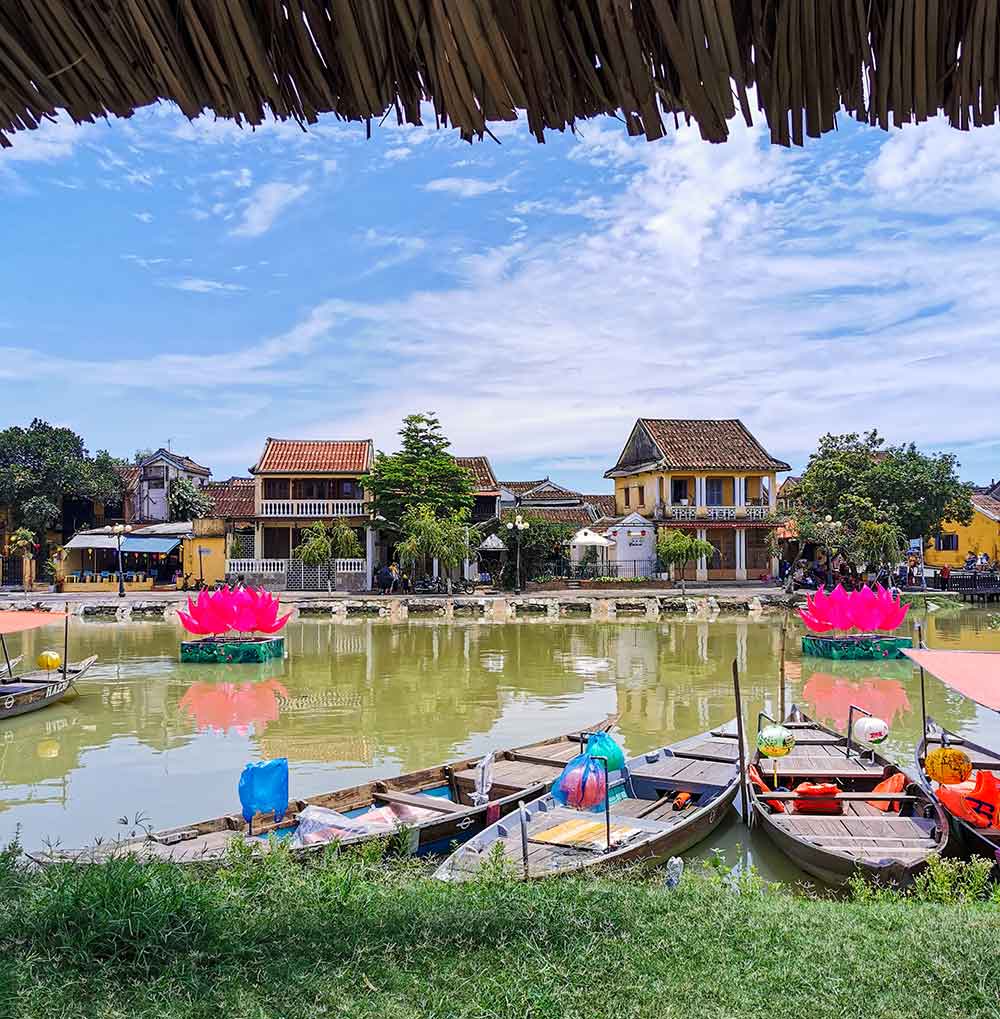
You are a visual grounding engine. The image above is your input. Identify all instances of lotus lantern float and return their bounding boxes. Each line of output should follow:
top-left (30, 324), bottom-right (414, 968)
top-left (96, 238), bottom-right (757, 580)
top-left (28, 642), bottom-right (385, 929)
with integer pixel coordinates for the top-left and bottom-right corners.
top-left (799, 584), bottom-right (912, 660)
top-left (178, 587), bottom-right (292, 636)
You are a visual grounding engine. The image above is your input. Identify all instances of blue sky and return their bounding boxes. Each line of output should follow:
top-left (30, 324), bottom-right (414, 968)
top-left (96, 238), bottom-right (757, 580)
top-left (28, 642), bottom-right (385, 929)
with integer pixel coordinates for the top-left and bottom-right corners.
top-left (3, 103), bottom-right (1000, 492)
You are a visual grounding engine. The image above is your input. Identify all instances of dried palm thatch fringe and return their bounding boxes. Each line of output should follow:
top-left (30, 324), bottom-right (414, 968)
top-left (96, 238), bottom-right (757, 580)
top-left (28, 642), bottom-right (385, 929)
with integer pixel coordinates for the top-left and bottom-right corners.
top-left (1, 1), bottom-right (999, 150)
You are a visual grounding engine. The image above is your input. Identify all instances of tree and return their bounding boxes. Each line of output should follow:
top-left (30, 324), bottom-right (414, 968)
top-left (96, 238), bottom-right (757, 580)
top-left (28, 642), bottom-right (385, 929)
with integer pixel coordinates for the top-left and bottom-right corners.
top-left (656, 529), bottom-right (716, 593)
top-left (496, 514), bottom-right (576, 588)
top-left (329, 519), bottom-right (364, 560)
top-left (294, 521), bottom-right (332, 567)
top-left (0, 419), bottom-right (127, 541)
top-left (396, 505), bottom-right (477, 592)
top-left (167, 477), bottom-right (214, 521)
top-left (796, 430), bottom-right (973, 539)
top-left (854, 519), bottom-right (907, 583)
top-left (362, 413), bottom-right (474, 526)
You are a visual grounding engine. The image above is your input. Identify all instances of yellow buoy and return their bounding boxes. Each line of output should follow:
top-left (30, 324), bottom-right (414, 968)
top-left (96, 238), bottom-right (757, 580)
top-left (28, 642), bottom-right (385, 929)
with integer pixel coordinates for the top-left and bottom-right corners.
top-left (36, 650), bottom-right (61, 671)
top-left (926, 746), bottom-right (972, 785)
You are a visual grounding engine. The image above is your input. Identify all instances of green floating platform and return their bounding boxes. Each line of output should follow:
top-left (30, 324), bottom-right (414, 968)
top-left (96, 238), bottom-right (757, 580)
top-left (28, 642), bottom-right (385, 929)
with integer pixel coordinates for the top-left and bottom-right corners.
top-left (180, 636), bottom-right (285, 664)
top-left (801, 635), bottom-right (912, 661)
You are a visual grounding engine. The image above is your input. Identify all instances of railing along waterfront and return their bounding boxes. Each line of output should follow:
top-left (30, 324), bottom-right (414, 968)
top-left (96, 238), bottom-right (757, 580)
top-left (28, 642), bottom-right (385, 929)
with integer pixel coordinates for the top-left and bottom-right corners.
top-left (258, 499), bottom-right (366, 518)
top-left (539, 559), bottom-right (661, 580)
top-left (225, 558), bottom-right (366, 575)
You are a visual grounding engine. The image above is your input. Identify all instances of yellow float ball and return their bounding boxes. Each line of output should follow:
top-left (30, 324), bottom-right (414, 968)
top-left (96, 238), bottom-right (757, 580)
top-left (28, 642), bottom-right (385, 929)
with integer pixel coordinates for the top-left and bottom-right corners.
top-left (36, 650), bottom-right (61, 672)
top-left (926, 746), bottom-right (973, 785)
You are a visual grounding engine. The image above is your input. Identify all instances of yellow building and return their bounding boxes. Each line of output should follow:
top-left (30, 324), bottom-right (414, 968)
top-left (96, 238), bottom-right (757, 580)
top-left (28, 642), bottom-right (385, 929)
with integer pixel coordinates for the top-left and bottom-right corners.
top-left (924, 494), bottom-right (1000, 568)
top-left (604, 418), bottom-right (790, 580)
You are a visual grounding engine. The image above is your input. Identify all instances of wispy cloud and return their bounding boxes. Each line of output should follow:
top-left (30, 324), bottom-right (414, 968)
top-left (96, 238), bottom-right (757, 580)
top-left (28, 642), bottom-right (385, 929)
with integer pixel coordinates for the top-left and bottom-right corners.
top-left (231, 181), bottom-right (308, 238)
top-left (360, 229), bottom-right (427, 274)
top-left (169, 277), bottom-right (247, 294)
top-left (424, 176), bottom-right (510, 198)
top-left (133, 211), bottom-right (154, 223)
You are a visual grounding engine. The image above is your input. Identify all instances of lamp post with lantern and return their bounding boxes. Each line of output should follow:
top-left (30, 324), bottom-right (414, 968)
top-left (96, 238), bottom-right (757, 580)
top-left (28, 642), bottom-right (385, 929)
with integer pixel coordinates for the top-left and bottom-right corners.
top-left (112, 523), bottom-right (133, 598)
top-left (821, 514), bottom-right (842, 590)
top-left (506, 513), bottom-right (529, 594)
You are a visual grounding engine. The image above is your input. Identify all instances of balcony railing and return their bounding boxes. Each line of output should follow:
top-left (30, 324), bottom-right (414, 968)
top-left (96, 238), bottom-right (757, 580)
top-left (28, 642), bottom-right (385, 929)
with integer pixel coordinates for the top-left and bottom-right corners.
top-left (746, 505), bottom-right (773, 520)
top-left (226, 557), bottom-right (366, 575)
top-left (707, 506), bottom-right (736, 520)
top-left (670, 505), bottom-right (697, 520)
top-left (259, 499), bottom-right (366, 518)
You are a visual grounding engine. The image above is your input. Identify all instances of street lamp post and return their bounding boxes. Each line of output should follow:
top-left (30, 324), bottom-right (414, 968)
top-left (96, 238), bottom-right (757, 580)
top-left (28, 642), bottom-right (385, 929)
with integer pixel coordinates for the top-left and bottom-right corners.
top-left (823, 515), bottom-right (841, 590)
top-left (507, 514), bottom-right (529, 594)
top-left (112, 523), bottom-right (133, 598)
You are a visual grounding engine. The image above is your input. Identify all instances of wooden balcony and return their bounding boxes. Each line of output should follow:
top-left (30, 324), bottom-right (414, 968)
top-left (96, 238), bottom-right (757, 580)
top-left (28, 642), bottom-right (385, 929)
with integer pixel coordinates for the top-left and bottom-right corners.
top-left (258, 499), bottom-right (366, 518)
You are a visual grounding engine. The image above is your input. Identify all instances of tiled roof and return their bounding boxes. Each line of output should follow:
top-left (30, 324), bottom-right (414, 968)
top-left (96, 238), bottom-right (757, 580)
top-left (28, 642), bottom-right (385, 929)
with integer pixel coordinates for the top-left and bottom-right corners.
top-left (500, 479), bottom-right (546, 495)
top-left (175, 453), bottom-right (211, 476)
top-left (972, 493), bottom-right (1000, 522)
top-left (511, 506), bottom-right (595, 525)
top-left (584, 494), bottom-right (617, 516)
top-left (252, 438), bottom-right (372, 474)
top-left (143, 449), bottom-right (211, 476)
top-left (205, 477), bottom-right (255, 519)
top-left (520, 488), bottom-right (582, 502)
top-left (454, 456), bottom-right (499, 495)
top-left (117, 464), bottom-right (140, 492)
top-left (778, 475), bottom-right (802, 495)
top-left (610, 419), bottom-right (791, 474)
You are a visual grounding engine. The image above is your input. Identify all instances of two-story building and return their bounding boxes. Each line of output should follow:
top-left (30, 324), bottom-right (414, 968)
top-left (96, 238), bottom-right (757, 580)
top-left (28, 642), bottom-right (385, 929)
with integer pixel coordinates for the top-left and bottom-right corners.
top-left (924, 492), bottom-right (1000, 569)
top-left (454, 457), bottom-right (501, 523)
top-left (131, 448), bottom-right (212, 522)
top-left (604, 418), bottom-right (790, 580)
top-left (227, 438), bottom-right (374, 590)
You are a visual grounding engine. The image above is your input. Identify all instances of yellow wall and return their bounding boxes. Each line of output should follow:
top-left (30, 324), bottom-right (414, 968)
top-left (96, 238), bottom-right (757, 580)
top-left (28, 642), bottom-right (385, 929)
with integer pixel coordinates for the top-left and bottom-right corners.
top-left (924, 506), bottom-right (1000, 568)
top-left (613, 471), bottom-right (776, 515)
top-left (182, 535), bottom-right (228, 586)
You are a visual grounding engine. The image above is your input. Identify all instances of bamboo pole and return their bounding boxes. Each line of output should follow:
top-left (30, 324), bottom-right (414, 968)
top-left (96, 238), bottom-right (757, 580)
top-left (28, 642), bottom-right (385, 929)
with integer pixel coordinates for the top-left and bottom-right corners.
top-left (62, 601), bottom-right (69, 681)
top-left (732, 659), bottom-right (751, 828)
top-left (518, 801), bottom-right (529, 880)
top-left (778, 607), bottom-right (788, 719)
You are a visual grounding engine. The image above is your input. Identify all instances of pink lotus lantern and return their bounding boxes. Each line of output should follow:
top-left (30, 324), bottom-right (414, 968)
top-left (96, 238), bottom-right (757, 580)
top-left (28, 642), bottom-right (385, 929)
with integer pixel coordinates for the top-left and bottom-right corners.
top-left (799, 584), bottom-right (912, 660)
top-left (178, 587), bottom-right (292, 637)
top-left (798, 584), bottom-right (908, 634)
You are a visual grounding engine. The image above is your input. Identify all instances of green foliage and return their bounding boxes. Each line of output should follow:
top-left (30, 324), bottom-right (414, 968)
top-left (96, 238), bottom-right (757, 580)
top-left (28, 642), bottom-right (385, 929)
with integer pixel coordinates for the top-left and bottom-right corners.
top-left (362, 412), bottom-right (474, 526)
top-left (293, 520), bottom-right (333, 566)
top-left (656, 528), bottom-right (716, 588)
top-left (7, 527), bottom-right (35, 557)
top-left (4, 852), bottom-right (1000, 1018)
top-left (167, 477), bottom-right (214, 522)
top-left (797, 429), bottom-right (973, 538)
top-left (397, 505), bottom-right (476, 578)
top-left (330, 519), bottom-right (364, 560)
top-left (497, 513), bottom-right (576, 588)
top-left (0, 419), bottom-right (128, 538)
top-left (854, 519), bottom-right (907, 575)
top-left (848, 855), bottom-right (997, 905)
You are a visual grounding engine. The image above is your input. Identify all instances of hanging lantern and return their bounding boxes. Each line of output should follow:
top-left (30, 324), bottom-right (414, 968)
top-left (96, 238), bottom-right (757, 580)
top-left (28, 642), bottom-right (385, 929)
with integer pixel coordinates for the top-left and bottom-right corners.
top-left (757, 725), bottom-right (795, 758)
top-left (36, 650), bottom-right (61, 671)
top-left (853, 716), bottom-right (889, 745)
top-left (926, 746), bottom-right (973, 785)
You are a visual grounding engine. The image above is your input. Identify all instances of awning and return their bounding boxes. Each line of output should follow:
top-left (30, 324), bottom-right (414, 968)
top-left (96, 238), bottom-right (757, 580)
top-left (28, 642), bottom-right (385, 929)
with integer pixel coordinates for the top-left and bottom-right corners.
top-left (903, 649), bottom-right (1000, 713)
top-left (0, 611), bottom-right (67, 635)
top-left (64, 534), bottom-right (119, 551)
top-left (122, 536), bottom-right (181, 554)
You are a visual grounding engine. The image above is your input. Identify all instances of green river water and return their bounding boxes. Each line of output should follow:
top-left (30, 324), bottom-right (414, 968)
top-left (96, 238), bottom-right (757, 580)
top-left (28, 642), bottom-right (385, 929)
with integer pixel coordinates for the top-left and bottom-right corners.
top-left (1, 607), bottom-right (998, 882)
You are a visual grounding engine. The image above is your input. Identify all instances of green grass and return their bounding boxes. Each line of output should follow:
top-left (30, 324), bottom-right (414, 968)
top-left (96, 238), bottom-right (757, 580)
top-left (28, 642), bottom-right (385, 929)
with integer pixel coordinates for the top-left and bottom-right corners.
top-left (2, 841), bottom-right (1000, 1019)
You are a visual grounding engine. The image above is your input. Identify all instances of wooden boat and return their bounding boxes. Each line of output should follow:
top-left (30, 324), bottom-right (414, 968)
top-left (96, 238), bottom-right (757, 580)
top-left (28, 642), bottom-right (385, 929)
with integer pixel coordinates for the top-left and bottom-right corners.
top-left (916, 719), bottom-right (1000, 864)
top-left (435, 723), bottom-right (741, 881)
top-left (748, 706), bottom-right (947, 888)
top-left (32, 715), bottom-right (617, 866)
top-left (0, 657), bottom-right (94, 720)
top-left (2, 655), bottom-right (22, 678)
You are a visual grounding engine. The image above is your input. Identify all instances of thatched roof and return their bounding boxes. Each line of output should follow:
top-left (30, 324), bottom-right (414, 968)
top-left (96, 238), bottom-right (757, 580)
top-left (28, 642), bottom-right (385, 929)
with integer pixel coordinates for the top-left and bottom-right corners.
top-left (2, 2), bottom-right (998, 151)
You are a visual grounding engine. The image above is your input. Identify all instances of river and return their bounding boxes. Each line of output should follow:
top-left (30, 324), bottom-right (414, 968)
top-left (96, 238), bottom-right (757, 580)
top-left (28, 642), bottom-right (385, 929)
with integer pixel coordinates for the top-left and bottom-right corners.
top-left (2, 605), bottom-right (998, 883)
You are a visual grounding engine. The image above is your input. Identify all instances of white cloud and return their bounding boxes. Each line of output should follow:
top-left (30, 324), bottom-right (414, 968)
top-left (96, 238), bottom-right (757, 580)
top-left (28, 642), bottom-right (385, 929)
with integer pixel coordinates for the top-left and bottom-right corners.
top-left (133, 211), bottom-right (154, 223)
top-left (0, 115), bottom-right (92, 163)
top-left (230, 181), bottom-right (308, 238)
top-left (235, 167), bottom-right (253, 188)
top-left (169, 277), bottom-right (247, 294)
top-left (360, 229), bottom-right (427, 273)
top-left (424, 176), bottom-right (510, 198)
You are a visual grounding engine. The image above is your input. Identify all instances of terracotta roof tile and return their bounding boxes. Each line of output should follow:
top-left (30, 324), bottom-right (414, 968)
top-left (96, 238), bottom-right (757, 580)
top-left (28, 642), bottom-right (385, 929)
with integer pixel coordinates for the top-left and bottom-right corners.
top-left (609, 419), bottom-right (791, 474)
top-left (500, 479), bottom-right (546, 495)
top-left (972, 493), bottom-right (1000, 521)
top-left (117, 464), bottom-right (140, 492)
top-left (253, 438), bottom-right (372, 474)
top-left (584, 494), bottom-right (617, 516)
top-left (454, 456), bottom-right (499, 494)
top-left (205, 477), bottom-right (255, 519)
top-left (509, 506), bottom-right (595, 525)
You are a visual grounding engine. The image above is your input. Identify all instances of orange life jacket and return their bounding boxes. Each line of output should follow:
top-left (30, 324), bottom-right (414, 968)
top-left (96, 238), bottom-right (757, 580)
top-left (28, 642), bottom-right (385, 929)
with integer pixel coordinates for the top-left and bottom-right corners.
top-left (868, 771), bottom-right (906, 813)
top-left (748, 764), bottom-right (785, 813)
top-left (937, 770), bottom-right (1000, 829)
top-left (791, 781), bottom-right (843, 815)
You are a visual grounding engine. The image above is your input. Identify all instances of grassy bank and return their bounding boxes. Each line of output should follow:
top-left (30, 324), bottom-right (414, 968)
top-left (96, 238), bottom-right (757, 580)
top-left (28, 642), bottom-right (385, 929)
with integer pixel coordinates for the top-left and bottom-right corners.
top-left (2, 843), bottom-right (1000, 1019)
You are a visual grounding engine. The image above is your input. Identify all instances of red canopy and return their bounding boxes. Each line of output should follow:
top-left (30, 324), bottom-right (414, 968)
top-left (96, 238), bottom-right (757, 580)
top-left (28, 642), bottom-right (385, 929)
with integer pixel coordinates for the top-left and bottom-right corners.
top-left (903, 649), bottom-right (1000, 713)
top-left (0, 611), bottom-right (67, 635)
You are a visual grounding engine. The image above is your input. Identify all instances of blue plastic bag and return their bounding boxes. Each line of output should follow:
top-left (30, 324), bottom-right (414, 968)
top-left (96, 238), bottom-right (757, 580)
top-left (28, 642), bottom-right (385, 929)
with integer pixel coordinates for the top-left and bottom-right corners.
top-left (551, 753), bottom-right (607, 812)
top-left (239, 758), bottom-right (289, 825)
top-left (585, 731), bottom-right (625, 772)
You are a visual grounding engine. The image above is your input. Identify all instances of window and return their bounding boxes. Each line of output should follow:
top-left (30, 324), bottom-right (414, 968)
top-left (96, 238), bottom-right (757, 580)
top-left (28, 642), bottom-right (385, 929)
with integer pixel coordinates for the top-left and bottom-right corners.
top-left (637, 484), bottom-right (645, 506)
top-left (624, 486), bottom-right (630, 508)
top-left (657, 477), bottom-right (664, 505)
top-left (706, 478), bottom-right (724, 506)
top-left (263, 478), bottom-right (290, 500)
top-left (340, 479), bottom-right (358, 499)
top-left (672, 478), bottom-right (688, 504)
top-left (292, 479), bottom-right (328, 500)
top-left (142, 465), bottom-right (165, 490)
top-left (935, 534), bottom-right (959, 551)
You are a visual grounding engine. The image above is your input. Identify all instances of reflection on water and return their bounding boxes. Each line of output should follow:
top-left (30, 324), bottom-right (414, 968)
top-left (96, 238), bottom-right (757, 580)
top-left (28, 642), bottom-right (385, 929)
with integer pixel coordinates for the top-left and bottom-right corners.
top-left (0, 607), bottom-right (997, 883)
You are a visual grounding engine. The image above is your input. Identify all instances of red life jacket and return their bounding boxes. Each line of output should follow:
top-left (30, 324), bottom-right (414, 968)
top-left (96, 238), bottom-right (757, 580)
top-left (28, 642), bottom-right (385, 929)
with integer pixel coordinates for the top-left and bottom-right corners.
top-left (868, 772), bottom-right (906, 813)
top-left (748, 764), bottom-right (785, 813)
top-left (791, 781), bottom-right (843, 815)
top-left (937, 770), bottom-right (1000, 829)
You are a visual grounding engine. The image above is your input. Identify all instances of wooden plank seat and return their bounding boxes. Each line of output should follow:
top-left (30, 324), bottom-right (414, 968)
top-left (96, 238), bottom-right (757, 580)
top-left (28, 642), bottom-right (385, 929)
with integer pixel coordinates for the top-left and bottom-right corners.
top-left (452, 758), bottom-right (566, 793)
top-left (372, 790), bottom-right (460, 814)
top-left (668, 734), bottom-right (742, 762)
top-left (628, 755), bottom-right (737, 794)
top-left (772, 814), bottom-right (937, 840)
top-left (769, 757), bottom-right (884, 779)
